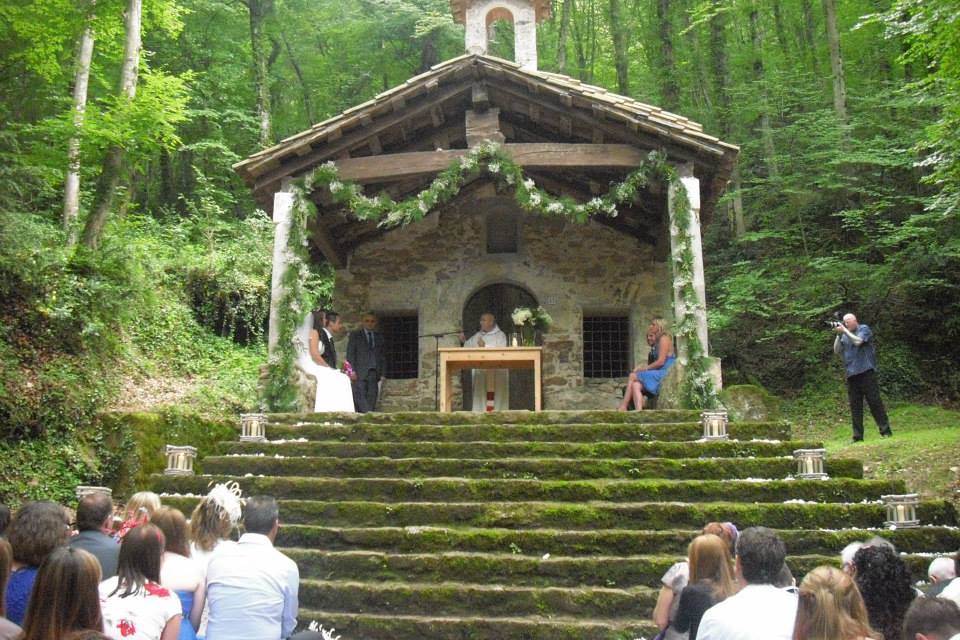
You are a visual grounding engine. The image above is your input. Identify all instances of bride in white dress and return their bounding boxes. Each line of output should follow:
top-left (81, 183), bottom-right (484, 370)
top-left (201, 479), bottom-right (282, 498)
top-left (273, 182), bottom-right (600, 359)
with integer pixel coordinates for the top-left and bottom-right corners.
top-left (293, 311), bottom-right (355, 412)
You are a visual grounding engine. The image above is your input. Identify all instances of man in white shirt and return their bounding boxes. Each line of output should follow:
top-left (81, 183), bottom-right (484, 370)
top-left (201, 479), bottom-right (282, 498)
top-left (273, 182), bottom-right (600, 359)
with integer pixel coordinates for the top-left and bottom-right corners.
top-left (903, 595), bottom-right (960, 639)
top-left (697, 527), bottom-right (798, 640)
top-left (459, 312), bottom-right (509, 411)
top-left (205, 496), bottom-right (300, 640)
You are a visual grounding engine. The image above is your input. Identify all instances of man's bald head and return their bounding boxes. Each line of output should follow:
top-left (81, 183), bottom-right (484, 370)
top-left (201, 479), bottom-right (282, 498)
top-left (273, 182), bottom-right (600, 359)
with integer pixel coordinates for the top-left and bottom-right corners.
top-left (842, 313), bottom-right (859, 330)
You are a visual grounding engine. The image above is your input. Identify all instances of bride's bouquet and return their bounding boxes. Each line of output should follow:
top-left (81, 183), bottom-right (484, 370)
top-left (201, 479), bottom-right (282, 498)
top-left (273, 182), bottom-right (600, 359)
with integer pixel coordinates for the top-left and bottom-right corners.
top-left (341, 359), bottom-right (355, 378)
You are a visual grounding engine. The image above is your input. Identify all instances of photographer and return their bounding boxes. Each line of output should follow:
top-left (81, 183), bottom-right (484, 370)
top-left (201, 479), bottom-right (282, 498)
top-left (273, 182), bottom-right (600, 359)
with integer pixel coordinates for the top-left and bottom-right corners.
top-left (832, 313), bottom-right (892, 442)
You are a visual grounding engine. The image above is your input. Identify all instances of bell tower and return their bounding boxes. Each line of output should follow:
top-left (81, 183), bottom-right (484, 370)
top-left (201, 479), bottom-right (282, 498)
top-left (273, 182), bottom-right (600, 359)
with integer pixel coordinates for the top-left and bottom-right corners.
top-left (450, 0), bottom-right (552, 71)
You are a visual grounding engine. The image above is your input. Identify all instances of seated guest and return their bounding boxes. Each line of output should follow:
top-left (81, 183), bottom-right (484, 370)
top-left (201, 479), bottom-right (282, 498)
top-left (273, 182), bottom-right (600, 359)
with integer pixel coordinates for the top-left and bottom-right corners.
top-left (0, 539), bottom-right (20, 640)
top-left (652, 522), bottom-right (737, 638)
top-left (792, 565), bottom-right (877, 640)
top-left (697, 527), bottom-right (798, 640)
top-left (840, 541), bottom-right (863, 574)
top-left (672, 534), bottom-right (737, 640)
top-left (205, 496), bottom-right (299, 640)
top-left (69, 493), bottom-right (120, 578)
top-left (941, 553), bottom-right (960, 606)
top-left (116, 492), bottom-right (161, 540)
top-left (926, 556), bottom-right (957, 597)
top-left (19, 547), bottom-right (104, 640)
top-left (619, 318), bottom-right (676, 411)
top-left (0, 504), bottom-right (9, 537)
top-left (903, 596), bottom-right (960, 640)
top-left (189, 483), bottom-right (242, 638)
top-left (99, 524), bottom-right (182, 640)
top-left (152, 508), bottom-right (204, 640)
top-left (852, 544), bottom-right (915, 640)
top-left (346, 312), bottom-right (386, 413)
top-left (4, 501), bottom-right (70, 625)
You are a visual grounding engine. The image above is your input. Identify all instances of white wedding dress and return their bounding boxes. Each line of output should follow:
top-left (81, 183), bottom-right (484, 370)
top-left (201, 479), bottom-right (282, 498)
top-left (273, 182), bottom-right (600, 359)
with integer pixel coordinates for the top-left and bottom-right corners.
top-left (294, 312), bottom-right (355, 413)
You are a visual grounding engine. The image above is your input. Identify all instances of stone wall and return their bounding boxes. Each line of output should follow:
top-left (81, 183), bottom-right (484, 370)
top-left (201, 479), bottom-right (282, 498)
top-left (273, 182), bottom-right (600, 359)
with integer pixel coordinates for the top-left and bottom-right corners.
top-left (329, 183), bottom-right (673, 411)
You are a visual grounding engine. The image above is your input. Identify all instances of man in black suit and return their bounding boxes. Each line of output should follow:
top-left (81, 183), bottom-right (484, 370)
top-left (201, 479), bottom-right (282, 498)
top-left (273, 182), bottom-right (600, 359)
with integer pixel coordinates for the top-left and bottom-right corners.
top-left (346, 312), bottom-right (386, 412)
top-left (69, 493), bottom-right (119, 578)
top-left (315, 309), bottom-right (344, 368)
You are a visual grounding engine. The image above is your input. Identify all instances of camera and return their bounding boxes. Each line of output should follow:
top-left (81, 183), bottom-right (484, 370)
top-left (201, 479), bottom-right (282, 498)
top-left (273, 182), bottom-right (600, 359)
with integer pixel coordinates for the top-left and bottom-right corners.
top-left (825, 313), bottom-right (843, 330)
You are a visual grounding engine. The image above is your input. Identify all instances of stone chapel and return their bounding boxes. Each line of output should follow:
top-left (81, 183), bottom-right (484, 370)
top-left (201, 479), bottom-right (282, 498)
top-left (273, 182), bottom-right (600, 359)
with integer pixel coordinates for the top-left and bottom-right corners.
top-left (234, 0), bottom-right (739, 411)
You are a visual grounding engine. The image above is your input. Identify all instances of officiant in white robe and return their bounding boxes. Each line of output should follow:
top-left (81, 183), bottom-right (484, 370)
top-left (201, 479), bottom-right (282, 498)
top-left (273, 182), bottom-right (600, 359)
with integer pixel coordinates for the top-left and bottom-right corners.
top-left (460, 312), bottom-right (510, 412)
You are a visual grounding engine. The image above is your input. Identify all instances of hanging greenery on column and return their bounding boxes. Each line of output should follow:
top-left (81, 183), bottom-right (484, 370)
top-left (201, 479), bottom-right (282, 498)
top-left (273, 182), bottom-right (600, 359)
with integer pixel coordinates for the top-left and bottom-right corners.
top-left (262, 142), bottom-right (719, 411)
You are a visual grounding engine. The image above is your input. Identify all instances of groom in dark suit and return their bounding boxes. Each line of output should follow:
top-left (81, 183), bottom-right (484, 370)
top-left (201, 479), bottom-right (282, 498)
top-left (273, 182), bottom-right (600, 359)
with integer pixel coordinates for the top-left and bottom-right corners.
top-left (346, 312), bottom-right (386, 412)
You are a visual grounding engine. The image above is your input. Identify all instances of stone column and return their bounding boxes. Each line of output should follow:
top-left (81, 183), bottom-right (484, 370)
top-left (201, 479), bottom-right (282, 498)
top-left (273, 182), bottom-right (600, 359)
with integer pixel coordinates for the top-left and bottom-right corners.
top-left (667, 163), bottom-right (709, 363)
top-left (268, 179), bottom-right (295, 358)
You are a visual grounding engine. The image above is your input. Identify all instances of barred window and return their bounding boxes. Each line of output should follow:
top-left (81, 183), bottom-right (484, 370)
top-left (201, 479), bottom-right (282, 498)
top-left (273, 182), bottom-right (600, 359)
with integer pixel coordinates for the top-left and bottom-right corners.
top-left (583, 316), bottom-right (630, 378)
top-left (379, 315), bottom-right (419, 379)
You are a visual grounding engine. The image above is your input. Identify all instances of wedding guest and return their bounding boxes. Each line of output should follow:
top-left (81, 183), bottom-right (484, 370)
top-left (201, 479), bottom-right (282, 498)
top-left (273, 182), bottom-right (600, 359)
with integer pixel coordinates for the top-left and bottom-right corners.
top-left (116, 492), bottom-right (161, 540)
top-left (652, 522), bottom-right (736, 638)
top-left (840, 542), bottom-right (863, 574)
top-left (672, 534), bottom-right (737, 640)
top-left (189, 484), bottom-right (242, 638)
top-left (698, 527), bottom-right (798, 640)
top-left (69, 492), bottom-right (120, 578)
top-left (926, 556), bottom-right (957, 597)
top-left (903, 597), bottom-right (960, 640)
top-left (205, 496), bottom-right (299, 640)
top-left (792, 565), bottom-right (877, 640)
top-left (99, 524), bottom-right (181, 640)
top-left (0, 538), bottom-right (20, 640)
top-left (0, 505), bottom-right (9, 537)
top-left (346, 312), bottom-right (386, 412)
top-left (619, 318), bottom-right (676, 411)
top-left (4, 501), bottom-right (70, 625)
top-left (152, 508), bottom-right (204, 640)
top-left (19, 547), bottom-right (104, 640)
top-left (852, 544), bottom-right (914, 640)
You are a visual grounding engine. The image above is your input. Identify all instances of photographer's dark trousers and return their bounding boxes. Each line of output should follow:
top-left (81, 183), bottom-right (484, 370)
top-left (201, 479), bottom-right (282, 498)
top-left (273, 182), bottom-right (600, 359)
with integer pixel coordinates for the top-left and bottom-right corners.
top-left (352, 369), bottom-right (380, 413)
top-left (846, 368), bottom-right (891, 440)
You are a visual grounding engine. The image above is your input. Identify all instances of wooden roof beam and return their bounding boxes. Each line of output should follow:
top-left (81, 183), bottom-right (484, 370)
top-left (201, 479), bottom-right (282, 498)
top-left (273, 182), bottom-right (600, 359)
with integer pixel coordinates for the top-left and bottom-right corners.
top-left (307, 215), bottom-right (348, 269)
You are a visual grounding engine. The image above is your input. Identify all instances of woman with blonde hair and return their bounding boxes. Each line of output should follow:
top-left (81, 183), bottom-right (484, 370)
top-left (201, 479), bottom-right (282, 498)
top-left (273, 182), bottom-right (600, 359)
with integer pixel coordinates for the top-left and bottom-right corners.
top-left (116, 492), bottom-right (162, 540)
top-left (671, 534), bottom-right (737, 639)
top-left (792, 565), bottom-right (878, 640)
top-left (619, 317), bottom-right (676, 411)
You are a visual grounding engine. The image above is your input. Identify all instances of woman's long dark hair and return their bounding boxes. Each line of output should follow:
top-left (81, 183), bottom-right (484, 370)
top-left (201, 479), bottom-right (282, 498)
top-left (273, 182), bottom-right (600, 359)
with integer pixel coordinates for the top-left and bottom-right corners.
top-left (109, 523), bottom-right (165, 598)
top-left (20, 547), bottom-right (103, 640)
top-left (0, 537), bottom-right (11, 616)
top-left (852, 545), bottom-right (915, 640)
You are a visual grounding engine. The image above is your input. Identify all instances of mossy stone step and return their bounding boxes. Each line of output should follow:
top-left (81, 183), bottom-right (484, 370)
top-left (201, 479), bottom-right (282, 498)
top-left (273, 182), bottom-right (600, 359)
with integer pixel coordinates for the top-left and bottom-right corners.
top-left (220, 438), bottom-right (821, 459)
top-left (156, 475), bottom-right (902, 503)
top-left (268, 409), bottom-right (703, 425)
top-left (285, 549), bottom-right (937, 587)
top-left (298, 578), bottom-right (657, 618)
top-left (160, 497), bottom-right (956, 531)
top-left (275, 525), bottom-right (960, 557)
top-left (264, 421), bottom-right (790, 443)
top-left (202, 455), bottom-right (864, 480)
top-left (296, 610), bottom-right (656, 640)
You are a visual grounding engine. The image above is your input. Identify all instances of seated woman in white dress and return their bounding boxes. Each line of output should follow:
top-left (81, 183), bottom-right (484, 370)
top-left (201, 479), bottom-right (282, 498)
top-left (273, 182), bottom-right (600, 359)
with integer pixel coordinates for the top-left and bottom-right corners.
top-left (294, 310), bottom-right (355, 413)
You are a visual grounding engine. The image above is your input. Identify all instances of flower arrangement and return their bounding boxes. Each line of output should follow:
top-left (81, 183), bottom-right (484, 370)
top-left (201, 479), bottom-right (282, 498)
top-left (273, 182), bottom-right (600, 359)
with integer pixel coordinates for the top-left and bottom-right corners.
top-left (511, 306), bottom-right (552, 331)
top-left (340, 359), bottom-right (355, 378)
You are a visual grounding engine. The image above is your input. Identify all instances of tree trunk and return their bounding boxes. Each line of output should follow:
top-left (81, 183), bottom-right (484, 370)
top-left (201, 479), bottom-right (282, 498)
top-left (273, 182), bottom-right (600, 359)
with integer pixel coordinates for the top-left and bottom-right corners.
top-left (822, 0), bottom-right (847, 124)
top-left (570, 0), bottom-right (590, 81)
top-left (608, 0), bottom-right (630, 94)
top-left (64, 0), bottom-right (96, 246)
top-left (801, 0), bottom-right (820, 75)
top-left (655, 0), bottom-right (679, 110)
top-left (244, 0), bottom-right (274, 147)
top-left (771, 0), bottom-right (790, 56)
top-left (749, 0), bottom-right (778, 178)
top-left (557, 0), bottom-right (572, 73)
top-left (279, 29), bottom-right (314, 123)
top-left (80, 0), bottom-right (142, 251)
top-left (709, 1), bottom-right (745, 235)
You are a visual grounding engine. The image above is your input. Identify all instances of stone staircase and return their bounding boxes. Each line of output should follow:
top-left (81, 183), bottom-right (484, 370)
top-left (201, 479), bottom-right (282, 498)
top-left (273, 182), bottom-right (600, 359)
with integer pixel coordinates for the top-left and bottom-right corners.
top-left (154, 410), bottom-right (960, 640)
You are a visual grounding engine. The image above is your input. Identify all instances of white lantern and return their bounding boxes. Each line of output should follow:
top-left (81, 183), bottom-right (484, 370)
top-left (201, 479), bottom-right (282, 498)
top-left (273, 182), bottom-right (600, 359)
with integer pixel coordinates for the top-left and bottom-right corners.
top-left (164, 445), bottom-right (198, 476)
top-left (701, 410), bottom-right (728, 440)
top-left (793, 448), bottom-right (828, 480)
top-left (75, 485), bottom-right (112, 501)
top-left (240, 413), bottom-right (268, 443)
top-left (882, 493), bottom-right (920, 528)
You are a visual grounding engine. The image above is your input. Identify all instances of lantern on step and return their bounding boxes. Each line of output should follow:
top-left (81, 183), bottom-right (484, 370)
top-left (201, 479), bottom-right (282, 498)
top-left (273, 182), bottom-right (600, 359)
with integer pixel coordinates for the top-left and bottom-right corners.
top-left (164, 445), bottom-right (197, 476)
top-left (882, 493), bottom-right (920, 528)
top-left (701, 410), bottom-right (728, 440)
top-left (793, 448), bottom-right (828, 480)
top-left (240, 413), bottom-right (267, 443)
top-left (75, 485), bottom-right (112, 501)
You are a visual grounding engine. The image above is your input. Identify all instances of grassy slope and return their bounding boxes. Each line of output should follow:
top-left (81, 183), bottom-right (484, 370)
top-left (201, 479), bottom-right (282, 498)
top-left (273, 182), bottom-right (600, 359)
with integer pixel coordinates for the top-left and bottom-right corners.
top-left (787, 391), bottom-right (960, 504)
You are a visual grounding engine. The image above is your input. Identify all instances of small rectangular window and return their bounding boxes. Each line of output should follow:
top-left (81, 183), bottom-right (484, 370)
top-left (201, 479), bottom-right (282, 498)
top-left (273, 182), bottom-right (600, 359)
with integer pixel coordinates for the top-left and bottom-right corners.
top-left (583, 316), bottom-right (630, 378)
top-left (486, 212), bottom-right (519, 254)
top-left (380, 315), bottom-right (419, 379)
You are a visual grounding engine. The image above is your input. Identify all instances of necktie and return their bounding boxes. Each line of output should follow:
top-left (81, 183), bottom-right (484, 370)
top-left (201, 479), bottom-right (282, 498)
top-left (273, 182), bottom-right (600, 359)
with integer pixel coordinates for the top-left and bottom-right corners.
top-left (366, 331), bottom-right (373, 349)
